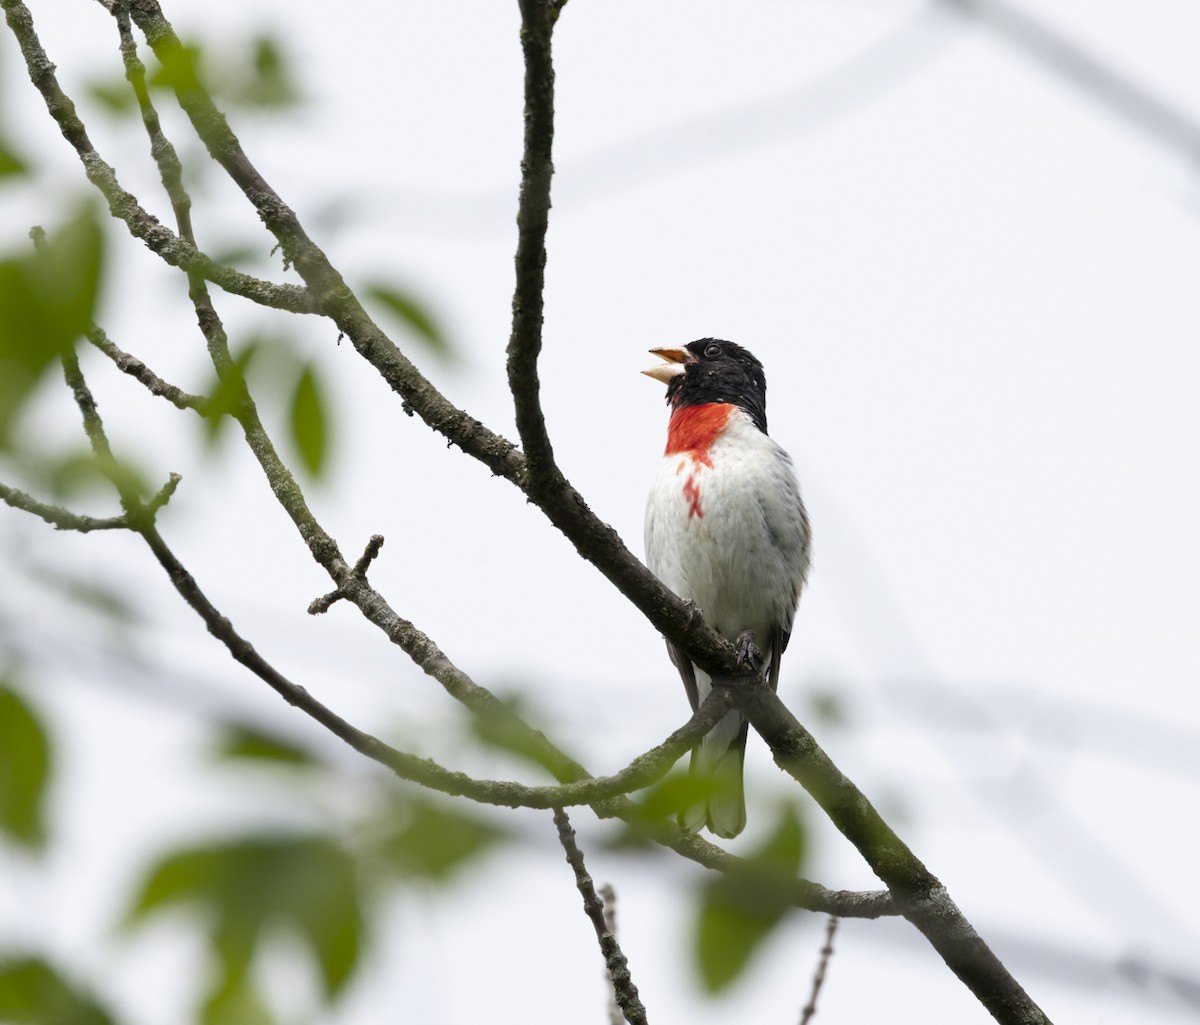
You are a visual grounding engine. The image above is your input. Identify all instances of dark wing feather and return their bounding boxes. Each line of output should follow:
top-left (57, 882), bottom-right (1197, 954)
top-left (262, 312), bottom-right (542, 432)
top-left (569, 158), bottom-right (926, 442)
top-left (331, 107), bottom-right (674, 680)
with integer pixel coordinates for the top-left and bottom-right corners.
top-left (767, 624), bottom-right (787, 693)
top-left (665, 640), bottom-right (700, 711)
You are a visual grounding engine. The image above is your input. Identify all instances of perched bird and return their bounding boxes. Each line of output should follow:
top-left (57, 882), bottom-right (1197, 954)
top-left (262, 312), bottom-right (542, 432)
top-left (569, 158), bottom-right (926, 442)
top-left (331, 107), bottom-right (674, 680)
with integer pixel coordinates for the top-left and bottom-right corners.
top-left (643, 339), bottom-right (810, 838)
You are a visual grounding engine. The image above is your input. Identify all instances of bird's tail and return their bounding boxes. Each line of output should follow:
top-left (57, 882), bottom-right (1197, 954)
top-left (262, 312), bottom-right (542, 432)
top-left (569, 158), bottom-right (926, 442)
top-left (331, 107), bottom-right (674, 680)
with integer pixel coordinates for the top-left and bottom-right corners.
top-left (681, 710), bottom-right (749, 839)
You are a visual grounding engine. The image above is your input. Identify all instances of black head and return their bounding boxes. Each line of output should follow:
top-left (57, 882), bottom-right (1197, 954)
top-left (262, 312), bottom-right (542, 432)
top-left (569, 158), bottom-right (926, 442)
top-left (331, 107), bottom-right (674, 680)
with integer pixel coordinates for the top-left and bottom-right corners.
top-left (644, 338), bottom-right (768, 433)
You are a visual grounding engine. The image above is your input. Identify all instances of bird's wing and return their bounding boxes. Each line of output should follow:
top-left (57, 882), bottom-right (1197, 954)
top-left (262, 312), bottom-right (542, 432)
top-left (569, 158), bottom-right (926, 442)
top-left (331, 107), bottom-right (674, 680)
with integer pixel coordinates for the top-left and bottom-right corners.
top-left (768, 623), bottom-right (788, 692)
top-left (665, 639), bottom-right (700, 711)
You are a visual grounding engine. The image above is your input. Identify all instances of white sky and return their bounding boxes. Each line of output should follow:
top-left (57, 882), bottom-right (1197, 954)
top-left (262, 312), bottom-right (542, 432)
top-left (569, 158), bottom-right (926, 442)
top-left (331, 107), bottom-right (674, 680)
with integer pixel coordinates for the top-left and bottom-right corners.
top-left (2, 1), bottom-right (1200, 1023)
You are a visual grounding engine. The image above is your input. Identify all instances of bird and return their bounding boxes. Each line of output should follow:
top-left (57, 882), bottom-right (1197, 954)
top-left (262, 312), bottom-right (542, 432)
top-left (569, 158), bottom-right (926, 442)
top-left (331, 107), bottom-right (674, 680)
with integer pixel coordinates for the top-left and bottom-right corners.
top-left (643, 338), bottom-right (810, 838)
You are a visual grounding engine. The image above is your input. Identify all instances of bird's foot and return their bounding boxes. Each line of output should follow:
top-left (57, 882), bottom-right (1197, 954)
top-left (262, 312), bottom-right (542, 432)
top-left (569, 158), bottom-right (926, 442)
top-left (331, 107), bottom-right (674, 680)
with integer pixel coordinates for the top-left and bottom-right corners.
top-left (734, 629), bottom-right (766, 679)
top-left (683, 599), bottom-right (703, 628)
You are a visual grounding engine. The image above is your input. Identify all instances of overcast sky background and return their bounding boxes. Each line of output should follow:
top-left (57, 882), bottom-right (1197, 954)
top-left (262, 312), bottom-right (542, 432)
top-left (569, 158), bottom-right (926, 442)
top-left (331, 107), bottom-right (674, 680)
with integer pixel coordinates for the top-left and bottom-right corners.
top-left (2, 0), bottom-right (1200, 1023)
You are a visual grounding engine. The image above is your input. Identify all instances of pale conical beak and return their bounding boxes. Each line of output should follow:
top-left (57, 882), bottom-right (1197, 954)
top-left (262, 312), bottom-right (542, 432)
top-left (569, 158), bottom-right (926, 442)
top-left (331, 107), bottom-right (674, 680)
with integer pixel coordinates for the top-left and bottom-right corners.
top-left (642, 347), bottom-right (689, 384)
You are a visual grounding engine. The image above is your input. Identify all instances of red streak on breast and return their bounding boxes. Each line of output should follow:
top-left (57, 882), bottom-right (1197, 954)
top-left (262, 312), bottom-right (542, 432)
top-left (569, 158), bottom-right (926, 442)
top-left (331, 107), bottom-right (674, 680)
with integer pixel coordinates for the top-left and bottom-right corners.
top-left (665, 404), bottom-right (732, 520)
top-left (682, 471), bottom-right (703, 520)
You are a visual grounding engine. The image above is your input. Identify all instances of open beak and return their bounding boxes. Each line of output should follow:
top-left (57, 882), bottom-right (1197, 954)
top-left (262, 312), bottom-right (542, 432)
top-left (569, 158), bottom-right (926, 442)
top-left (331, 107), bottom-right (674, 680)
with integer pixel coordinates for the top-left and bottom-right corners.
top-left (642, 347), bottom-right (689, 384)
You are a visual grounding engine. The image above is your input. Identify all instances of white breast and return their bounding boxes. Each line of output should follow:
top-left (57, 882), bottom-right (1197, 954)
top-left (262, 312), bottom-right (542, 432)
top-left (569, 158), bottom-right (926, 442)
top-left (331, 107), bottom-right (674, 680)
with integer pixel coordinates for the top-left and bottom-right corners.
top-left (644, 410), bottom-right (809, 645)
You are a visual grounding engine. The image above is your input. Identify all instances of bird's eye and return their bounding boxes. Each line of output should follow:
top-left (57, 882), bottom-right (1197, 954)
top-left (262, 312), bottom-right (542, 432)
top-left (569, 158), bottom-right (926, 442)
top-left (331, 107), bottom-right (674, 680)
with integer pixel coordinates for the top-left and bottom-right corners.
top-left (704, 343), bottom-right (722, 358)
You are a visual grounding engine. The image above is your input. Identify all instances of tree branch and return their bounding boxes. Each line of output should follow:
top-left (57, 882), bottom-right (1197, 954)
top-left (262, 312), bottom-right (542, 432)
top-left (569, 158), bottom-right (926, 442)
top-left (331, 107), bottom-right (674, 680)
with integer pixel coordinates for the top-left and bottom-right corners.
top-left (798, 916), bottom-right (838, 1025)
top-left (86, 325), bottom-right (207, 413)
top-left (0, 0), bottom-right (316, 314)
top-left (0, 481), bottom-right (128, 532)
top-left (736, 681), bottom-right (1051, 1025)
top-left (507, 0), bottom-right (558, 491)
top-left (553, 808), bottom-right (648, 1025)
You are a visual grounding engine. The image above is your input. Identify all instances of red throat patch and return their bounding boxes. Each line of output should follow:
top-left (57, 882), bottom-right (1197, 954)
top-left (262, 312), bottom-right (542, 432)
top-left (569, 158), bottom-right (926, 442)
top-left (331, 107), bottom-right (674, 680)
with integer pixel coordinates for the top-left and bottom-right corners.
top-left (665, 403), bottom-right (733, 520)
top-left (664, 403), bottom-right (734, 458)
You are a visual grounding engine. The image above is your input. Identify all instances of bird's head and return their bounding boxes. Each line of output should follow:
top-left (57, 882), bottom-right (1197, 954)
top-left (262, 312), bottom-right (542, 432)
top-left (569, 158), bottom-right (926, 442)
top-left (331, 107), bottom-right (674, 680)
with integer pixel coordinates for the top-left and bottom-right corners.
top-left (643, 338), bottom-right (768, 434)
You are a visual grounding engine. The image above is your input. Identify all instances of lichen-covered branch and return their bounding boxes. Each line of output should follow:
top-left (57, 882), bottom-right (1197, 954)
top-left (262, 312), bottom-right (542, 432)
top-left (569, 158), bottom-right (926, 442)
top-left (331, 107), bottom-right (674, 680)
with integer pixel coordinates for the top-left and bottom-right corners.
top-left (0, 481), bottom-right (128, 532)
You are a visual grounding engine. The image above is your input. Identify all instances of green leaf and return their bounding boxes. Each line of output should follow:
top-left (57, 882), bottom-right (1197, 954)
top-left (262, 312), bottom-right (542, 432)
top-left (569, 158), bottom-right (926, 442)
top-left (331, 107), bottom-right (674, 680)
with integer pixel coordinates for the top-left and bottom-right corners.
top-left (85, 77), bottom-right (137, 115)
top-left (289, 362), bottom-right (329, 476)
top-left (201, 974), bottom-right (275, 1025)
top-left (200, 343), bottom-right (257, 443)
top-left (805, 688), bottom-right (849, 728)
top-left (375, 797), bottom-right (508, 882)
top-left (694, 804), bottom-right (807, 992)
top-left (126, 835), bottom-right (365, 1001)
top-left (149, 40), bottom-right (204, 94)
top-left (233, 36), bottom-right (301, 108)
top-left (213, 724), bottom-right (324, 768)
top-left (46, 449), bottom-right (151, 503)
top-left (0, 205), bottom-right (105, 447)
top-left (365, 284), bottom-right (452, 362)
top-left (606, 770), bottom-right (718, 849)
top-left (27, 567), bottom-right (141, 626)
top-left (0, 956), bottom-right (116, 1025)
top-left (0, 682), bottom-right (52, 850)
top-left (0, 137), bottom-right (28, 177)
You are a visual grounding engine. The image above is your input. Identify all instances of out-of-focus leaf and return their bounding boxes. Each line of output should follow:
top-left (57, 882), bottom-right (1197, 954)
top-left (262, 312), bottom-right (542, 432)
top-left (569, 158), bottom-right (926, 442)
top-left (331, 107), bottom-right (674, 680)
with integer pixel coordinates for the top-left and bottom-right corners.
top-left (694, 803), bottom-right (807, 992)
top-left (149, 40), bottom-right (204, 94)
top-left (365, 284), bottom-right (452, 362)
top-left (85, 77), bottom-right (137, 114)
top-left (0, 956), bottom-right (116, 1025)
top-left (201, 343), bottom-right (257, 443)
top-left (213, 724), bottom-right (325, 769)
top-left (26, 567), bottom-right (141, 626)
top-left (805, 689), bottom-right (848, 728)
top-left (375, 797), bottom-right (508, 882)
top-left (126, 834), bottom-right (365, 1001)
top-left (0, 204), bottom-right (105, 447)
top-left (209, 243), bottom-right (268, 267)
top-left (46, 449), bottom-right (150, 503)
top-left (201, 974), bottom-right (275, 1025)
top-left (0, 136), bottom-right (28, 177)
top-left (468, 692), bottom-right (580, 779)
top-left (232, 36), bottom-right (300, 108)
top-left (0, 682), bottom-right (52, 850)
top-left (289, 362), bottom-right (329, 477)
top-left (606, 769), bottom-right (716, 849)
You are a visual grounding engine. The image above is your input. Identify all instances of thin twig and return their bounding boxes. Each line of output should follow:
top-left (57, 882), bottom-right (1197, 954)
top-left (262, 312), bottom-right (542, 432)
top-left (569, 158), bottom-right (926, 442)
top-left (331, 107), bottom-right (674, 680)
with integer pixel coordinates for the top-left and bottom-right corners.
top-left (309, 534), bottom-right (385, 614)
top-left (599, 885), bottom-right (623, 1025)
top-left (86, 325), bottom-right (207, 412)
top-left (799, 916), bottom-right (839, 1025)
top-left (553, 808), bottom-right (648, 1025)
top-left (0, 481), bottom-right (128, 532)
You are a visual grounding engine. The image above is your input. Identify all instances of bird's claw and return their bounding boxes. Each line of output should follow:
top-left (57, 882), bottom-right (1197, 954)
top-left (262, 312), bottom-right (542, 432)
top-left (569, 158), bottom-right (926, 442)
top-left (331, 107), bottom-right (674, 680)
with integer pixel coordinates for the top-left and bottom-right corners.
top-left (734, 629), bottom-right (766, 679)
top-left (683, 599), bottom-right (702, 627)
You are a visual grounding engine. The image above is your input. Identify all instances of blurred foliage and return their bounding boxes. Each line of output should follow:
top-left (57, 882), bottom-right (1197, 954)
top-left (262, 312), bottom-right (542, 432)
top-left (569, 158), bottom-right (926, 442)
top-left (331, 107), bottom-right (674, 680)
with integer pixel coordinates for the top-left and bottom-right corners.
top-left (126, 834), bottom-right (367, 1003)
top-left (0, 679), bottom-right (52, 851)
top-left (107, 721), bottom-right (511, 1022)
top-left (44, 446), bottom-right (153, 505)
top-left (213, 723), bottom-right (325, 768)
top-left (804, 687), bottom-right (850, 728)
top-left (0, 136), bottom-right (28, 178)
top-left (199, 336), bottom-right (334, 480)
top-left (365, 283), bottom-right (455, 364)
top-left (0, 204), bottom-right (105, 449)
top-left (370, 794), bottom-right (509, 882)
top-left (289, 362), bottom-right (329, 476)
top-left (694, 804), bottom-right (808, 992)
top-left (610, 769), bottom-right (719, 848)
top-left (0, 956), bottom-right (118, 1025)
top-left (87, 32), bottom-right (302, 116)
